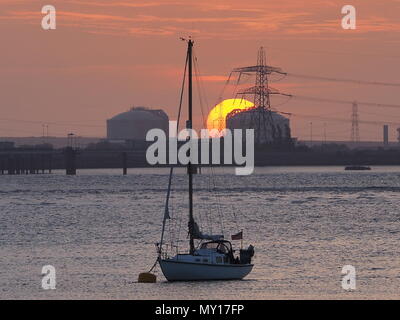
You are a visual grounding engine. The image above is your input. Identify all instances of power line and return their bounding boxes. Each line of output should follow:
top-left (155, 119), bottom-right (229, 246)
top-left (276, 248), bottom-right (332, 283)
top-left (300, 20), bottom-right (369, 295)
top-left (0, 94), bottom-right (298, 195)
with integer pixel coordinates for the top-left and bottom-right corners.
top-left (229, 68), bottom-right (400, 87)
top-left (0, 118), bottom-right (104, 128)
top-left (263, 45), bottom-right (400, 60)
top-left (290, 113), bottom-right (400, 126)
top-left (285, 73), bottom-right (400, 87)
top-left (288, 95), bottom-right (400, 109)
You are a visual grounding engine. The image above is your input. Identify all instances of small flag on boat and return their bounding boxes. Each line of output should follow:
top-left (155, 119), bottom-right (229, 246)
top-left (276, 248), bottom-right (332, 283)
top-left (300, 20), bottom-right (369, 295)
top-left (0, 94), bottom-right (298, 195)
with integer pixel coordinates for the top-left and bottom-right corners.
top-left (231, 231), bottom-right (243, 240)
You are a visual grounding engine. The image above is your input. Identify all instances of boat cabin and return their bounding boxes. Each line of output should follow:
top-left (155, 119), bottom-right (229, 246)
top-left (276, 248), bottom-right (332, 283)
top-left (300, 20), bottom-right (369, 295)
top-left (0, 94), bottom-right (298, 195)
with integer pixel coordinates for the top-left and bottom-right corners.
top-left (199, 240), bottom-right (233, 254)
top-left (168, 240), bottom-right (236, 265)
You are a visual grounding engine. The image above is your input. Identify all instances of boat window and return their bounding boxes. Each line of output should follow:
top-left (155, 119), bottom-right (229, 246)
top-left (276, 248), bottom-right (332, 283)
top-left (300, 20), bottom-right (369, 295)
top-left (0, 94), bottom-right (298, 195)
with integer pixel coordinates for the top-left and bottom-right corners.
top-left (202, 259), bottom-right (208, 263)
top-left (217, 244), bottom-right (228, 254)
top-left (195, 258), bottom-right (201, 262)
top-left (215, 256), bottom-right (223, 263)
top-left (223, 256), bottom-right (229, 263)
top-left (200, 242), bottom-right (218, 250)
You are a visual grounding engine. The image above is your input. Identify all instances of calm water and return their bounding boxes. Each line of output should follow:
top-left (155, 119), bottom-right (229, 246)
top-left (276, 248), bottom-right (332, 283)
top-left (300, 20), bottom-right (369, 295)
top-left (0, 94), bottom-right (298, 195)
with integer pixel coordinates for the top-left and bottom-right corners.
top-left (1, 166), bottom-right (400, 299)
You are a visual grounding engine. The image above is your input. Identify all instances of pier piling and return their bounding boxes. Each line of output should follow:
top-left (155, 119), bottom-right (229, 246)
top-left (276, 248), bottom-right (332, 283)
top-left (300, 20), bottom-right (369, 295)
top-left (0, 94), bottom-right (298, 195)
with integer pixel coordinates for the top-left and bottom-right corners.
top-left (65, 147), bottom-right (77, 175)
top-left (122, 152), bottom-right (127, 175)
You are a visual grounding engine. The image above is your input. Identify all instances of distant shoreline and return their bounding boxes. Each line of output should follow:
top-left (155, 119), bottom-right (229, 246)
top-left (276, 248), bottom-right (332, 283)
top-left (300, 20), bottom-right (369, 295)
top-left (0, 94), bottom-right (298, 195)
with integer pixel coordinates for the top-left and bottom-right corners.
top-left (1, 149), bottom-right (400, 173)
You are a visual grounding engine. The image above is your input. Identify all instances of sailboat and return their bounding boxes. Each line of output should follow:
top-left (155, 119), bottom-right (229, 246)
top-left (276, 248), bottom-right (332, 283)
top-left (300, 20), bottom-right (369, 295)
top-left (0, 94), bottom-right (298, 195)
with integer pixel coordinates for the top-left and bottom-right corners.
top-left (157, 39), bottom-right (255, 281)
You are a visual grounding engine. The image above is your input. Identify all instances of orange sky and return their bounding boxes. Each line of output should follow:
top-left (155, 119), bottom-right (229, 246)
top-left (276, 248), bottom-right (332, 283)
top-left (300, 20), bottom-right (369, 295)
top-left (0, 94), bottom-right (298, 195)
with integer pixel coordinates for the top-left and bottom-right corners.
top-left (0, 0), bottom-right (399, 141)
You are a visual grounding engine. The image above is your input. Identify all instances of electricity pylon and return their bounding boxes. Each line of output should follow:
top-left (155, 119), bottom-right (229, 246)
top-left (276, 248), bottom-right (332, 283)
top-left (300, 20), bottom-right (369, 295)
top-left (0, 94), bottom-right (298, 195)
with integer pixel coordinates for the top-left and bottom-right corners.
top-left (229, 47), bottom-right (288, 144)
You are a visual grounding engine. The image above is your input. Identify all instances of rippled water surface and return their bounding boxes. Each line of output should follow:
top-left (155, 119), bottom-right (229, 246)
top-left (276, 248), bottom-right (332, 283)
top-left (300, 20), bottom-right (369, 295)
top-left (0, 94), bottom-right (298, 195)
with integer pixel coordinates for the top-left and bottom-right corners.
top-left (1, 166), bottom-right (400, 299)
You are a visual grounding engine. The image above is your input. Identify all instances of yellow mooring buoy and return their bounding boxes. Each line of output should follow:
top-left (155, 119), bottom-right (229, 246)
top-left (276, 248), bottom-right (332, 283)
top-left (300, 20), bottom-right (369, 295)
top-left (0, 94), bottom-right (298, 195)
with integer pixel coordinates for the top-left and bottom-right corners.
top-left (138, 272), bottom-right (157, 283)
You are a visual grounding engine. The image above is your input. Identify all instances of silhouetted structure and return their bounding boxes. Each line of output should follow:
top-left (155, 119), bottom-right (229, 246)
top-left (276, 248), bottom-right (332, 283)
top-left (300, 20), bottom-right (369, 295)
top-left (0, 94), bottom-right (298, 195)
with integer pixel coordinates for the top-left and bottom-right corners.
top-left (0, 152), bottom-right (52, 175)
top-left (122, 152), bottom-right (127, 175)
top-left (107, 107), bottom-right (169, 141)
top-left (383, 125), bottom-right (389, 147)
top-left (227, 47), bottom-right (292, 146)
top-left (64, 147), bottom-right (77, 175)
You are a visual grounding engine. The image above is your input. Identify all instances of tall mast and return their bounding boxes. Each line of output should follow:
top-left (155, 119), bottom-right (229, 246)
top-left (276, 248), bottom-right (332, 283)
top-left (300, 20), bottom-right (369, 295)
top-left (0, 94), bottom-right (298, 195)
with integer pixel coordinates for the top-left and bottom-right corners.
top-left (187, 39), bottom-right (195, 255)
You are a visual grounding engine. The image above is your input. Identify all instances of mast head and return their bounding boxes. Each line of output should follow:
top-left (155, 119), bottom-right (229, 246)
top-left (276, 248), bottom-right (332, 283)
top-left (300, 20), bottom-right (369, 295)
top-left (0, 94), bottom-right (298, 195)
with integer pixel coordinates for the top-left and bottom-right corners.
top-left (180, 36), bottom-right (194, 46)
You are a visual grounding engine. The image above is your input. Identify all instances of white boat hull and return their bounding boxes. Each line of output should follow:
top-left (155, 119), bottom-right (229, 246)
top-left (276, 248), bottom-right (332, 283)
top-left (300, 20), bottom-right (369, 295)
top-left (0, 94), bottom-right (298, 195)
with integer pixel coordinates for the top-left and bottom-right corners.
top-left (159, 259), bottom-right (253, 281)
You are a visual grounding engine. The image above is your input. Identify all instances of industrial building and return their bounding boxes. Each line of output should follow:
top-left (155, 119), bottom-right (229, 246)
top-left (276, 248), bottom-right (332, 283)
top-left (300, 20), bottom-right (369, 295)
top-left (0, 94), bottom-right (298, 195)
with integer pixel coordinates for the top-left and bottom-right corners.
top-left (107, 107), bottom-right (169, 142)
top-left (226, 109), bottom-right (291, 144)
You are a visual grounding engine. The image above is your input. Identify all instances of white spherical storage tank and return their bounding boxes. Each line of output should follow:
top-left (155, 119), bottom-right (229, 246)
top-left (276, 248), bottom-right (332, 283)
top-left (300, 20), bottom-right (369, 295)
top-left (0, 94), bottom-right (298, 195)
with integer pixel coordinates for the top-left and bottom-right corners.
top-left (226, 108), bottom-right (291, 144)
top-left (107, 107), bottom-right (169, 141)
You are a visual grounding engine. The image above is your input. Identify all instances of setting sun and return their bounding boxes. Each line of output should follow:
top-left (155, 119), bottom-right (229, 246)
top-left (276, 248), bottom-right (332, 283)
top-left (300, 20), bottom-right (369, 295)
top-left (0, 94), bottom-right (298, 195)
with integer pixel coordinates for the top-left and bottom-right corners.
top-left (206, 98), bottom-right (254, 133)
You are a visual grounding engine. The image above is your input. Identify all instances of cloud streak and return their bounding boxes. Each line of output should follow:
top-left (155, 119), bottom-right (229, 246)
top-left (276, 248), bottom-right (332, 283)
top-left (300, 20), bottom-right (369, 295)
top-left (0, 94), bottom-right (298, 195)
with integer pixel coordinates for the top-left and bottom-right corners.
top-left (2, 1), bottom-right (400, 39)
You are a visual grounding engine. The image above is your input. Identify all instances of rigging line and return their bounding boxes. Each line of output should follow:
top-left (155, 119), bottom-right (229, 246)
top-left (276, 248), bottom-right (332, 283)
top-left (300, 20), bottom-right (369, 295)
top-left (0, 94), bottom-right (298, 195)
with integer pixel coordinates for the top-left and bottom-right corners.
top-left (203, 168), bottom-right (211, 234)
top-left (167, 207), bottom-right (173, 255)
top-left (168, 193), bottom-right (174, 250)
top-left (231, 204), bottom-right (239, 232)
top-left (194, 50), bottom-right (213, 134)
top-left (191, 52), bottom-right (208, 233)
top-left (194, 48), bottom-right (217, 235)
top-left (192, 51), bottom-right (207, 128)
top-left (217, 165), bottom-right (230, 231)
top-left (170, 176), bottom-right (180, 251)
top-left (206, 168), bottom-right (214, 235)
top-left (208, 185), bottom-right (214, 235)
top-left (192, 49), bottom-right (226, 236)
top-left (215, 159), bottom-right (239, 232)
top-left (168, 52), bottom-right (187, 164)
top-left (198, 66), bottom-right (212, 123)
top-left (206, 151), bottom-right (225, 235)
top-left (204, 123), bottom-right (224, 233)
top-left (222, 165), bottom-right (239, 232)
top-left (209, 165), bottom-right (225, 235)
top-left (176, 51), bottom-right (189, 130)
top-left (285, 73), bottom-right (400, 87)
top-left (158, 45), bottom-right (188, 260)
top-left (193, 49), bottom-right (214, 125)
top-left (175, 189), bottom-right (185, 253)
top-left (169, 179), bottom-right (181, 252)
top-left (173, 188), bottom-right (183, 251)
